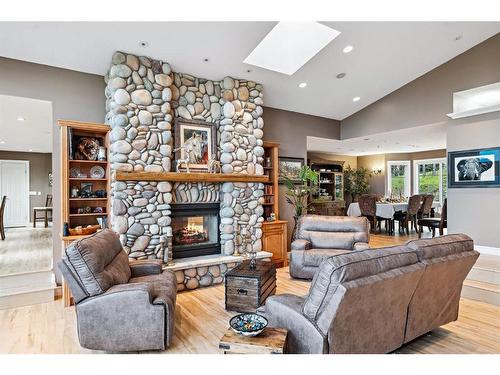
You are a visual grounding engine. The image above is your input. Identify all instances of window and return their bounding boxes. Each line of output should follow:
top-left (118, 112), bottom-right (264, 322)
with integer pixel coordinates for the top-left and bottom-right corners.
top-left (414, 158), bottom-right (447, 206)
top-left (386, 161), bottom-right (411, 198)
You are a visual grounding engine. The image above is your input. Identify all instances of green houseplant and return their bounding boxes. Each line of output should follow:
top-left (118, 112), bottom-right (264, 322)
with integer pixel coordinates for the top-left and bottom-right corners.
top-left (343, 166), bottom-right (372, 206)
top-left (283, 165), bottom-right (319, 241)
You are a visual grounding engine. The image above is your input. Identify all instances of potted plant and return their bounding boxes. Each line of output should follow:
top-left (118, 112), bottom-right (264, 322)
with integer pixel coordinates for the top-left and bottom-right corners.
top-left (343, 166), bottom-right (372, 206)
top-left (283, 165), bottom-right (319, 241)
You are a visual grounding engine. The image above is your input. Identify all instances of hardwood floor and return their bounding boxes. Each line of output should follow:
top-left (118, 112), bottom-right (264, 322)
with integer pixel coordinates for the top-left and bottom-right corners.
top-left (0, 231), bottom-right (498, 354)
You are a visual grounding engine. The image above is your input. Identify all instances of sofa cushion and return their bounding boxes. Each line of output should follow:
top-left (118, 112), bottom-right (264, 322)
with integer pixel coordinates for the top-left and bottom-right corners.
top-left (303, 249), bottom-right (351, 267)
top-left (303, 246), bottom-right (418, 321)
top-left (297, 215), bottom-right (369, 249)
top-left (406, 234), bottom-right (474, 260)
top-left (65, 229), bottom-right (131, 297)
top-left (129, 270), bottom-right (177, 306)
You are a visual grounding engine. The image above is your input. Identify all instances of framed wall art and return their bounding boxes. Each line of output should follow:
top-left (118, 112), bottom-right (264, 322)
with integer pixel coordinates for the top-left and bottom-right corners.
top-left (174, 118), bottom-right (217, 172)
top-left (278, 156), bottom-right (305, 184)
top-left (448, 147), bottom-right (500, 188)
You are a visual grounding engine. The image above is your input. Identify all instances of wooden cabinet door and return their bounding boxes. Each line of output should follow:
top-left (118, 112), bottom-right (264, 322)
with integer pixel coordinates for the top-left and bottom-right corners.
top-left (262, 222), bottom-right (287, 268)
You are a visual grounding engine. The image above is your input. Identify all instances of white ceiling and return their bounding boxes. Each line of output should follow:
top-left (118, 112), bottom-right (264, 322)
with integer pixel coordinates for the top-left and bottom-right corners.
top-left (0, 95), bottom-right (53, 153)
top-left (0, 22), bottom-right (499, 120)
top-left (307, 123), bottom-right (447, 156)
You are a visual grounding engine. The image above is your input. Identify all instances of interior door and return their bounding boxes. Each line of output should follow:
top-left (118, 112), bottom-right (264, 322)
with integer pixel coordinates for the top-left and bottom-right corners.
top-left (0, 160), bottom-right (30, 227)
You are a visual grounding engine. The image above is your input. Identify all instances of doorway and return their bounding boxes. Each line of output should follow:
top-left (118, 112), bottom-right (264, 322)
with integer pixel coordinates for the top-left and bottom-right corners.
top-left (0, 160), bottom-right (30, 227)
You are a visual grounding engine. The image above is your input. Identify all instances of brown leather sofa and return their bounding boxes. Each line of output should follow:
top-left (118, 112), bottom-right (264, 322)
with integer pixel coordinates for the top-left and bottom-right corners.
top-left (258, 234), bottom-right (478, 354)
top-left (58, 229), bottom-right (177, 352)
top-left (289, 215), bottom-right (370, 279)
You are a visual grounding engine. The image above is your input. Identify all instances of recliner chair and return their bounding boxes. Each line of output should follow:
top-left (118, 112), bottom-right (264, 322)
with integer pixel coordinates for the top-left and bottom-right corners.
top-left (58, 229), bottom-right (177, 352)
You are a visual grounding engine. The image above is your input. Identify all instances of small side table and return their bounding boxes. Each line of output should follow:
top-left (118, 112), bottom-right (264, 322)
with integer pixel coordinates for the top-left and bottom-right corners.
top-left (219, 327), bottom-right (288, 354)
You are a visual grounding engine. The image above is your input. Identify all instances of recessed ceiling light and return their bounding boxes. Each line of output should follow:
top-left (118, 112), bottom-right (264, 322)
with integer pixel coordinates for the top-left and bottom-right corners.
top-left (29, 149), bottom-right (33, 152)
top-left (343, 45), bottom-right (354, 53)
top-left (244, 22), bottom-right (341, 75)
top-left (336, 72), bottom-right (346, 79)
top-left (246, 69), bottom-right (251, 73)
top-left (299, 82), bottom-right (307, 88)
top-left (0, 141), bottom-right (5, 144)
top-left (203, 57), bottom-right (209, 62)
top-left (454, 35), bottom-right (463, 41)
top-left (139, 41), bottom-right (149, 48)
top-left (363, 138), bottom-right (370, 141)
top-left (353, 96), bottom-right (361, 102)
top-left (17, 116), bottom-right (25, 122)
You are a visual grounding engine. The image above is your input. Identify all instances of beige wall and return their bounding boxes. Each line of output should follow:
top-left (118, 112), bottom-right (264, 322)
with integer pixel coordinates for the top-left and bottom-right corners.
top-left (0, 151), bottom-right (52, 213)
top-left (0, 57), bottom-right (106, 282)
top-left (263, 107), bottom-right (341, 246)
top-left (358, 149), bottom-right (447, 196)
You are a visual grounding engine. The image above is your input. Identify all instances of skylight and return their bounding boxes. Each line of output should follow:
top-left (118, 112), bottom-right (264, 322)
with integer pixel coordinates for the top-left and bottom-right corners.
top-left (244, 22), bottom-right (340, 75)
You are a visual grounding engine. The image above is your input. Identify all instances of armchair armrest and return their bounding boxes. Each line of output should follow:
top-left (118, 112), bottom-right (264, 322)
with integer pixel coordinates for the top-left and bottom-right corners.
top-left (353, 242), bottom-right (370, 251)
top-left (129, 259), bottom-right (162, 277)
top-left (291, 239), bottom-right (312, 251)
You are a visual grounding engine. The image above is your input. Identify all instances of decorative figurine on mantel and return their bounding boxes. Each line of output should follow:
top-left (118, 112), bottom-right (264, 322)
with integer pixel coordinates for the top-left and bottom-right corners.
top-left (173, 145), bottom-right (191, 173)
top-left (208, 154), bottom-right (221, 173)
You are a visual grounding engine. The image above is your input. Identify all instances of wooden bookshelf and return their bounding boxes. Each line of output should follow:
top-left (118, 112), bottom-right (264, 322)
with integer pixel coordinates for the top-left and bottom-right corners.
top-left (262, 141), bottom-right (280, 219)
top-left (59, 120), bottom-right (110, 306)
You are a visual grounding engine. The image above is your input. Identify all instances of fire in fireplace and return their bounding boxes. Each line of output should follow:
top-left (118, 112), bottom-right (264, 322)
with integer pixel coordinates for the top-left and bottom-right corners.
top-left (170, 203), bottom-right (220, 259)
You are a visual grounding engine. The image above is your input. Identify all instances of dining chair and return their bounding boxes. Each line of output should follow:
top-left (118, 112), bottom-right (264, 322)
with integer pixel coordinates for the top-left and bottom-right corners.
top-left (418, 198), bottom-right (447, 238)
top-left (0, 195), bottom-right (6, 240)
top-left (394, 194), bottom-right (422, 235)
top-left (33, 194), bottom-right (53, 228)
top-left (418, 194), bottom-right (434, 219)
top-left (358, 194), bottom-right (390, 233)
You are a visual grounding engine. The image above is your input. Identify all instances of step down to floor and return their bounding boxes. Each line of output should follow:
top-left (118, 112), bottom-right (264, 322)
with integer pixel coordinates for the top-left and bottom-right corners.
top-left (0, 270), bottom-right (56, 310)
top-left (463, 253), bottom-right (500, 306)
top-left (462, 279), bottom-right (500, 306)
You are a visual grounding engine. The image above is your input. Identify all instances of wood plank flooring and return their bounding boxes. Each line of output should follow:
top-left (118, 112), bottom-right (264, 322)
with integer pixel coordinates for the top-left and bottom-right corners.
top-left (0, 232), bottom-right (498, 354)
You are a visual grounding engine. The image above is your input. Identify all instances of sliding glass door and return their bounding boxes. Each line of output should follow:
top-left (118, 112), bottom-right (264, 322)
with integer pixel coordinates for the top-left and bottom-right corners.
top-left (414, 158), bottom-right (447, 206)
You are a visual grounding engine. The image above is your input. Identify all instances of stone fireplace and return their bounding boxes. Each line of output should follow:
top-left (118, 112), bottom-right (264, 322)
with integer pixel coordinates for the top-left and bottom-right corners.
top-left (170, 203), bottom-right (220, 259)
top-left (105, 51), bottom-right (270, 291)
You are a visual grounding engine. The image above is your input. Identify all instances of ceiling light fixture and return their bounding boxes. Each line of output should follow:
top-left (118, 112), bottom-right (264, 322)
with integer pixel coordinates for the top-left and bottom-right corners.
top-left (203, 57), bottom-right (209, 62)
top-left (336, 73), bottom-right (346, 79)
top-left (29, 149), bottom-right (33, 152)
top-left (454, 35), bottom-right (463, 41)
top-left (299, 82), bottom-right (307, 88)
top-left (246, 69), bottom-right (251, 73)
top-left (343, 45), bottom-right (354, 53)
top-left (17, 116), bottom-right (25, 122)
top-left (244, 22), bottom-right (341, 75)
top-left (0, 141), bottom-right (5, 144)
top-left (139, 41), bottom-right (149, 48)
top-left (352, 96), bottom-right (361, 102)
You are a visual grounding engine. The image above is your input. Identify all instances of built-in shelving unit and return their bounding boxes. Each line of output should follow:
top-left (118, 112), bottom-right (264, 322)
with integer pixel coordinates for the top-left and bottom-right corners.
top-left (309, 161), bottom-right (345, 216)
top-left (262, 141), bottom-right (280, 219)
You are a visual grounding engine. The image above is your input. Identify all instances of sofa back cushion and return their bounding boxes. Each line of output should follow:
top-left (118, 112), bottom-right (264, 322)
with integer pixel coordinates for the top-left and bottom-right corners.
top-left (297, 215), bottom-right (369, 250)
top-left (302, 246), bottom-right (424, 353)
top-left (64, 229), bottom-right (131, 297)
top-left (403, 234), bottom-right (479, 343)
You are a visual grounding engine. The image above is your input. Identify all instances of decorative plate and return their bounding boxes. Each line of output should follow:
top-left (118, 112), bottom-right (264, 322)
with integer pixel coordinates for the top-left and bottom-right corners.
top-left (89, 166), bottom-right (105, 179)
top-left (70, 167), bottom-right (80, 178)
top-left (229, 313), bottom-right (268, 337)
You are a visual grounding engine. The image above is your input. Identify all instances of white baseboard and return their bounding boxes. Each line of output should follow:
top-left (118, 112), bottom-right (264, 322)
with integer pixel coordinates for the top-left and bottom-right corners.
top-left (475, 245), bottom-right (500, 256)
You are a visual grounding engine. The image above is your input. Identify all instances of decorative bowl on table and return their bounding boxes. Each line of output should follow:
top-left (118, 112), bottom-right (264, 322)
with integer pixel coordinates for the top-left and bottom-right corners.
top-left (229, 313), bottom-right (268, 337)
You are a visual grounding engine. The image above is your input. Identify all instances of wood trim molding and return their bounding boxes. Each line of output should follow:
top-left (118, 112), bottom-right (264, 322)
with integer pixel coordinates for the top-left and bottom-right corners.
top-left (115, 171), bottom-right (270, 183)
top-left (58, 120), bottom-right (110, 132)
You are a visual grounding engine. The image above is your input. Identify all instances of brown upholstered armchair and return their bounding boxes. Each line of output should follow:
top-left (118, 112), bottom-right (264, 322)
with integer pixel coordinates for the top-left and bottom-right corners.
top-left (289, 215), bottom-right (370, 279)
top-left (58, 229), bottom-right (177, 352)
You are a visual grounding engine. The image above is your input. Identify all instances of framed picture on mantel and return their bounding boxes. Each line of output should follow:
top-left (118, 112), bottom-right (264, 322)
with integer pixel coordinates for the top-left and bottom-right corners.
top-left (448, 147), bottom-right (500, 188)
top-left (174, 118), bottom-right (217, 172)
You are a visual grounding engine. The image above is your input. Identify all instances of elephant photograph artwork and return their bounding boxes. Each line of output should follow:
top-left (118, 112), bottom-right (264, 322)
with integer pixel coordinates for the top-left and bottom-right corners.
top-left (448, 147), bottom-right (500, 188)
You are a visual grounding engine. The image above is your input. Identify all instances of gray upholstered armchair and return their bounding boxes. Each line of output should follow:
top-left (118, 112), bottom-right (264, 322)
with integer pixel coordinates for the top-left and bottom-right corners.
top-left (289, 215), bottom-right (370, 279)
top-left (58, 229), bottom-right (177, 352)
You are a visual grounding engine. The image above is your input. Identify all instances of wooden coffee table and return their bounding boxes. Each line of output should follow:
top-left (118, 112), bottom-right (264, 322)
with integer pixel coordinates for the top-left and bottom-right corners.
top-left (219, 327), bottom-right (288, 354)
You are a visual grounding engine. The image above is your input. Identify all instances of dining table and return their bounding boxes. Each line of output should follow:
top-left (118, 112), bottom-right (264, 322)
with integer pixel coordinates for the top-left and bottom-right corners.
top-left (347, 201), bottom-right (439, 219)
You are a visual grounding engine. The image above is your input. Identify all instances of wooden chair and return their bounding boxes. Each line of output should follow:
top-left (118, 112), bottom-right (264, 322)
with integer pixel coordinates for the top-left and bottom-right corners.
top-left (418, 198), bottom-right (447, 238)
top-left (418, 194), bottom-right (434, 219)
top-left (394, 194), bottom-right (422, 235)
top-left (33, 194), bottom-right (53, 228)
top-left (358, 194), bottom-right (391, 233)
top-left (0, 196), bottom-right (6, 240)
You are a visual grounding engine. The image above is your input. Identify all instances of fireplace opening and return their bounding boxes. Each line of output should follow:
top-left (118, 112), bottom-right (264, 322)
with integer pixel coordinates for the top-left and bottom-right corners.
top-left (170, 203), bottom-right (220, 259)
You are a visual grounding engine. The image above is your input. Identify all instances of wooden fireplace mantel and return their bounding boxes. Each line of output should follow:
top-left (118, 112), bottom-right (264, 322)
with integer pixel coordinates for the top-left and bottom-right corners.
top-left (115, 171), bottom-right (270, 183)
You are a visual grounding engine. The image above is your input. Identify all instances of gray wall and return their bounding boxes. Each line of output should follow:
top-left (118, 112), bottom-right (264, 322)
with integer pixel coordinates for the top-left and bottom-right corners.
top-left (447, 113), bottom-right (500, 248)
top-left (340, 33), bottom-right (500, 250)
top-left (0, 57), bottom-right (106, 282)
top-left (0, 151), bottom-right (52, 213)
top-left (263, 107), bottom-right (340, 246)
top-left (341, 33), bottom-right (500, 139)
